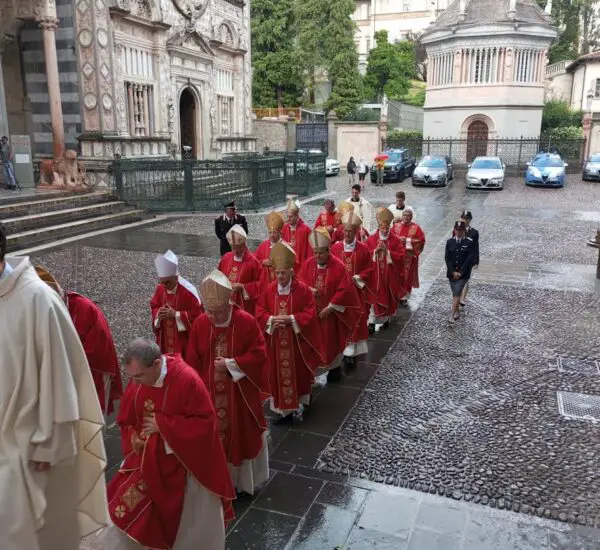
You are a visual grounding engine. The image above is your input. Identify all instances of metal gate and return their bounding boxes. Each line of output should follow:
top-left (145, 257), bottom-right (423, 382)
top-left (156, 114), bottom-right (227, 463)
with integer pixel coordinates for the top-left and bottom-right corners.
top-left (296, 123), bottom-right (328, 153)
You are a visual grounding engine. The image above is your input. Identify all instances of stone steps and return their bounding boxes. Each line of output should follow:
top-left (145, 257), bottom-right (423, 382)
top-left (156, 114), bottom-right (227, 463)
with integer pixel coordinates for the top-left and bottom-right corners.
top-left (2, 190), bottom-right (148, 252)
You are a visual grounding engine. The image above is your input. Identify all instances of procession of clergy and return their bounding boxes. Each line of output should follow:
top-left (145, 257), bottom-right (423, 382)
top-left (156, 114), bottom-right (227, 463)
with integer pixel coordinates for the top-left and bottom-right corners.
top-left (0, 191), bottom-right (426, 550)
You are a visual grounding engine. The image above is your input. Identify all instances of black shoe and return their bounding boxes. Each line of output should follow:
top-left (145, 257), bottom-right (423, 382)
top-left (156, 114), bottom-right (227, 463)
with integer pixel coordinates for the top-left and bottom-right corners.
top-left (381, 321), bottom-right (390, 330)
top-left (345, 356), bottom-right (358, 370)
top-left (273, 414), bottom-right (294, 425)
top-left (459, 301), bottom-right (466, 307)
top-left (368, 323), bottom-right (376, 334)
top-left (328, 367), bottom-right (342, 383)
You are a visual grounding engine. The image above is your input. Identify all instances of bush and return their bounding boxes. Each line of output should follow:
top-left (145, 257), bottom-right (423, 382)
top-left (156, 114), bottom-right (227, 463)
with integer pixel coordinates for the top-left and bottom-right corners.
top-left (542, 100), bottom-right (583, 131)
top-left (544, 126), bottom-right (584, 139)
top-left (343, 108), bottom-right (381, 121)
top-left (387, 129), bottom-right (423, 141)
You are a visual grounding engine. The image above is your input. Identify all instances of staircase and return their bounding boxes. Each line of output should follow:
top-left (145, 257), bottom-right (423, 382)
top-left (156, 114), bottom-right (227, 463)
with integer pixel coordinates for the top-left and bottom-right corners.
top-left (1, 190), bottom-right (147, 252)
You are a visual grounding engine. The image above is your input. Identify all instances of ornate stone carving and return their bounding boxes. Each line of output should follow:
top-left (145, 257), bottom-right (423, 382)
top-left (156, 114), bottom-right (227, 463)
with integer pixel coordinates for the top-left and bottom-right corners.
top-left (167, 97), bottom-right (175, 137)
top-left (172, 0), bottom-right (210, 21)
top-left (40, 150), bottom-right (88, 188)
top-left (37, 16), bottom-right (59, 30)
top-left (209, 99), bottom-right (217, 134)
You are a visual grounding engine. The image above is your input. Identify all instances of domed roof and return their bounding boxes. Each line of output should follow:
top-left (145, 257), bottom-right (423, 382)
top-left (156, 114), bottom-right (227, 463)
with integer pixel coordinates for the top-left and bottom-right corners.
top-left (429, 0), bottom-right (552, 30)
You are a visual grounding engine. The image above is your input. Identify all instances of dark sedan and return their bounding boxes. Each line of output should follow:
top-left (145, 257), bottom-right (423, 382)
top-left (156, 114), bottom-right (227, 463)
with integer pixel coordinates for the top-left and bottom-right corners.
top-left (583, 153), bottom-right (600, 181)
top-left (412, 155), bottom-right (454, 187)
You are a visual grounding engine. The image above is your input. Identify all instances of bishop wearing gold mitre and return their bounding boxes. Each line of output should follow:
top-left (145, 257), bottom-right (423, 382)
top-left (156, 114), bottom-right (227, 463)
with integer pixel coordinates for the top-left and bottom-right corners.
top-left (186, 270), bottom-right (270, 495)
top-left (366, 207), bottom-right (406, 332)
top-left (331, 201), bottom-right (370, 244)
top-left (254, 211), bottom-right (298, 284)
top-left (255, 242), bottom-right (323, 422)
top-left (298, 228), bottom-right (362, 382)
top-left (330, 212), bottom-right (374, 368)
top-left (217, 224), bottom-right (263, 316)
top-left (281, 199), bottom-right (312, 266)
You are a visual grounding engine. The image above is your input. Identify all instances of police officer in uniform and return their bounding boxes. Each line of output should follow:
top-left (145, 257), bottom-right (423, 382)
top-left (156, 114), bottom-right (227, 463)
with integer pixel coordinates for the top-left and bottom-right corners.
top-left (214, 200), bottom-right (248, 256)
top-left (445, 220), bottom-right (475, 324)
top-left (459, 210), bottom-right (479, 307)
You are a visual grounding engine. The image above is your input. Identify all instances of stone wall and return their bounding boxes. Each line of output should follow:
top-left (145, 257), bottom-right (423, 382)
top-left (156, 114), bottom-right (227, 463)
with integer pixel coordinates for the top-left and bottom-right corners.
top-left (253, 119), bottom-right (289, 152)
top-left (335, 121), bottom-right (380, 164)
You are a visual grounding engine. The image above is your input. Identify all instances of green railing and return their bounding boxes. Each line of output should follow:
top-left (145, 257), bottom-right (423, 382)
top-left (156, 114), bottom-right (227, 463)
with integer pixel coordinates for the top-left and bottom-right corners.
top-left (112, 153), bottom-right (327, 212)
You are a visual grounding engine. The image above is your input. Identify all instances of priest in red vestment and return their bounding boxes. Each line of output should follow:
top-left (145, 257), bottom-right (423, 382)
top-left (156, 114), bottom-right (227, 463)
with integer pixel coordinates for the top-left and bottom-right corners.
top-left (331, 201), bottom-right (369, 244)
top-left (255, 242), bottom-right (323, 422)
top-left (298, 228), bottom-right (362, 382)
top-left (366, 207), bottom-right (406, 332)
top-left (281, 198), bottom-right (312, 266)
top-left (314, 199), bottom-right (337, 235)
top-left (35, 266), bottom-right (123, 415)
top-left (255, 211), bottom-right (287, 285)
top-left (150, 250), bottom-right (203, 358)
top-left (392, 207), bottom-right (426, 304)
top-left (217, 225), bottom-right (263, 316)
top-left (330, 212), bottom-right (374, 368)
top-left (187, 270), bottom-right (270, 495)
top-left (102, 338), bottom-right (235, 550)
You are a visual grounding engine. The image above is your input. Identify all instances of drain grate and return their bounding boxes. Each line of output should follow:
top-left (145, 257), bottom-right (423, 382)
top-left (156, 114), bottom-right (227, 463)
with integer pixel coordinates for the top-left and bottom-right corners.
top-left (557, 357), bottom-right (600, 375)
top-left (557, 391), bottom-right (600, 422)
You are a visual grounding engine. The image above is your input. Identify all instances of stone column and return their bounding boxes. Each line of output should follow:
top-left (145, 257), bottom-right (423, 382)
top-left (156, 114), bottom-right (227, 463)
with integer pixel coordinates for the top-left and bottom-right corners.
top-left (37, 16), bottom-right (65, 159)
top-left (0, 39), bottom-right (9, 137)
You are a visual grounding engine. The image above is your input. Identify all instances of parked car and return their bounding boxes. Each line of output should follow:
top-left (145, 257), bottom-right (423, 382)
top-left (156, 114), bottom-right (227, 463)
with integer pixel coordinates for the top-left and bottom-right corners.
top-left (412, 155), bottom-right (454, 187)
top-left (370, 148), bottom-right (416, 183)
top-left (524, 153), bottom-right (567, 188)
top-left (466, 156), bottom-right (505, 190)
top-left (583, 153), bottom-right (600, 181)
top-left (326, 157), bottom-right (340, 176)
top-left (295, 149), bottom-right (338, 176)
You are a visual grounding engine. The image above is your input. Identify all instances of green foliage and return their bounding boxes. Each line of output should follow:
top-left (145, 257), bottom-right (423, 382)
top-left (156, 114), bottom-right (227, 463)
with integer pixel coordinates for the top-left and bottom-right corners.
top-left (387, 129), bottom-right (423, 140)
top-left (401, 88), bottom-right (426, 108)
top-left (343, 108), bottom-right (381, 121)
top-left (544, 126), bottom-right (584, 139)
top-left (251, 0), bottom-right (304, 108)
top-left (363, 31), bottom-right (418, 101)
top-left (542, 100), bottom-right (583, 131)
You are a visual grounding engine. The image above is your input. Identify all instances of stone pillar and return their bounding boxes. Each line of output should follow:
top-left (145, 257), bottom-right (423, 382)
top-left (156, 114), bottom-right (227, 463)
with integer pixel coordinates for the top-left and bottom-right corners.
top-left (327, 110), bottom-right (338, 159)
top-left (37, 16), bottom-right (65, 159)
top-left (0, 40), bottom-right (9, 137)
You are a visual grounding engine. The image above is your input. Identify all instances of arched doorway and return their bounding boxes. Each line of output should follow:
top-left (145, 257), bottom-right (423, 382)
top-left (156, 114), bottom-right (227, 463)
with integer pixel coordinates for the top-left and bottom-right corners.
top-left (179, 88), bottom-right (197, 159)
top-left (466, 120), bottom-right (489, 161)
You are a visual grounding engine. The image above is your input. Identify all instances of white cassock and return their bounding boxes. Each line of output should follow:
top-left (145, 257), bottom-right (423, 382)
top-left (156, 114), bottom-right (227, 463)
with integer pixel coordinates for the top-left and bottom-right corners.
top-left (388, 203), bottom-right (415, 221)
top-left (0, 257), bottom-right (108, 550)
top-left (347, 197), bottom-right (373, 231)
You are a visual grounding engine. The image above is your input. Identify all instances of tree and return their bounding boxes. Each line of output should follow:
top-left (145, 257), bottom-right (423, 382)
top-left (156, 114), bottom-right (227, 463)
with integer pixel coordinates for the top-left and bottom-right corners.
top-left (251, 0), bottom-right (304, 108)
top-left (363, 31), bottom-right (417, 101)
top-left (322, 0), bottom-right (363, 117)
top-left (541, 100), bottom-right (583, 131)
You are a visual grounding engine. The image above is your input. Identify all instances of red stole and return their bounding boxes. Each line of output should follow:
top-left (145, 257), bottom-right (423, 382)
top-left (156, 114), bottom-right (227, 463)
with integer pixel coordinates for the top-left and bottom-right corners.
top-left (218, 249), bottom-right (262, 315)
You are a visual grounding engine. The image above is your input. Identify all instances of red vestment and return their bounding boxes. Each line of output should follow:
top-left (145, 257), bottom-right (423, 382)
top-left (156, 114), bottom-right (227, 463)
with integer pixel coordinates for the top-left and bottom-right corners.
top-left (298, 255), bottom-right (362, 368)
top-left (254, 239), bottom-right (300, 285)
top-left (331, 225), bottom-right (370, 245)
top-left (314, 210), bottom-right (337, 234)
top-left (150, 281), bottom-right (203, 358)
top-left (392, 221), bottom-right (426, 293)
top-left (281, 219), bottom-right (312, 266)
top-left (366, 232), bottom-right (406, 319)
top-left (66, 291), bottom-right (123, 415)
top-left (186, 309), bottom-right (270, 465)
top-left (107, 355), bottom-right (235, 550)
top-left (218, 248), bottom-right (263, 316)
top-left (330, 241), bottom-right (374, 347)
top-left (256, 280), bottom-right (323, 411)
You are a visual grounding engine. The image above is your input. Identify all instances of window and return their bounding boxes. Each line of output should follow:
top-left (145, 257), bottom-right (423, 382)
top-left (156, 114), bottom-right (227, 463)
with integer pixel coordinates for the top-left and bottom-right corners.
top-left (366, 38), bottom-right (371, 52)
top-left (595, 78), bottom-right (600, 98)
top-left (218, 95), bottom-right (234, 136)
top-left (125, 82), bottom-right (154, 136)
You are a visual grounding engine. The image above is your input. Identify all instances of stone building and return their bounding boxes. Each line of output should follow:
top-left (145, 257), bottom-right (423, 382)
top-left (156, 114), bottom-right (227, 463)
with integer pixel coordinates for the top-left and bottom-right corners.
top-left (0, 0), bottom-right (254, 186)
top-left (420, 0), bottom-right (557, 140)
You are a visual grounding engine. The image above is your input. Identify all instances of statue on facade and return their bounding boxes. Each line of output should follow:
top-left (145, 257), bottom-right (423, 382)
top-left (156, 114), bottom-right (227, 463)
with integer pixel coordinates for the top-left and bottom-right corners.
top-left (167, 98), bottom-right (175, 138)
top-left (40, 150), bottom-right (88, 188)
top-left (209, 103), bottom-right (217, 135)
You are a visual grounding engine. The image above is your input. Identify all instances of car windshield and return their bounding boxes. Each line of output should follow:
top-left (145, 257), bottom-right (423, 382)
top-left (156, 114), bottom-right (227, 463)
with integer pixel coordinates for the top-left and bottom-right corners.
top-left (387, 152), bottom-right (402, 162)
top-left (419, 157), bottom-right (446, 168)
top-left (471, 158), bottom-right (502, 170)
top-left (532, 156), bottom-right (563, 168)
top-left (589, 154), bottom-right (600, 162)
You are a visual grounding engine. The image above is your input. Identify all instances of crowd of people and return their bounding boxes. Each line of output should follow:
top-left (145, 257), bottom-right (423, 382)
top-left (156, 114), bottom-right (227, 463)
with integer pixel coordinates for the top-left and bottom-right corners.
top-left (0, 182), bottom-right (481, 550)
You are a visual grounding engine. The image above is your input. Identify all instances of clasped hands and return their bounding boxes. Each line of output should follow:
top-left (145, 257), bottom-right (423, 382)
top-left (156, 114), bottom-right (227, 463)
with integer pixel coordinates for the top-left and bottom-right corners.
top-left (157, 304), bottom-right (176, 320)
top-left (131, 414), bottom-right (159, 455)
top-left (272, 315), bottom-right (292, 330)
top-left (231, 283), bottom-right (244, 293)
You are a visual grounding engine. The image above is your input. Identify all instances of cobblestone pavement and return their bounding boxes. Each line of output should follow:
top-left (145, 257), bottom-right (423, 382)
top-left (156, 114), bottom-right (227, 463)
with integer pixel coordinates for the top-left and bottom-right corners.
top-left (27, 171), bottom-right (600, 548)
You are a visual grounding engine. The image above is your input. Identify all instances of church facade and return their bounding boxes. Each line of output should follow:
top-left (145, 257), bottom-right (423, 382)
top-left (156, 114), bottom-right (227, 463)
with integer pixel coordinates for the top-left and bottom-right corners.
top-left (0, 0), bottom-right (254, 186)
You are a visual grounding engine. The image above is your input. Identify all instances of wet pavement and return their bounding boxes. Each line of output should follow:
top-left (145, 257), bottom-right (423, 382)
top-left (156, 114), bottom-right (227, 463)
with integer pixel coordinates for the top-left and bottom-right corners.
top-left (24, 172), bottom-right (600, 548)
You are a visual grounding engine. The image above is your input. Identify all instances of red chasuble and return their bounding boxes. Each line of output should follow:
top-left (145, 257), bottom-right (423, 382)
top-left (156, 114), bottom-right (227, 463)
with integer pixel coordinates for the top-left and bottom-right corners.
top-left (186, 309), bottom-right (270, 465)
top-left (66, 291), bottom-right (123, 415)
top-left (366, 232), bottom-right (406, 319)
top-left (255, 280), bottom-right (323, 411)
top-left (330, 241), bottom-right (374, 346)
top-left (298, 255), bottom-right (362, 367)
top-left (150, 282), bottom-right (203, 358)
top-left (107, 355), bottom-right (235, 550)
top-left (392, 221), bottom-right (426, 293)
top-left (331, 225), bottom-right (370, 245)
top-left (314, 210), bottom-right (337, 234)
top-left (217, 248), bottom-right (263, 316)
top-left (255, 239), bottom-right (300, 285)
top-left (281, 219), bottom-right (312, 266)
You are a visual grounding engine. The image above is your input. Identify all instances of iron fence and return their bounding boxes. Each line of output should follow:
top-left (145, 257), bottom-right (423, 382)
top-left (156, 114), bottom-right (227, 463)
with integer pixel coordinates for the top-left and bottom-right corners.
top-left (112, 153), bottom-right (326, 212)
top-left (382, 137), bottom-right (586, 174)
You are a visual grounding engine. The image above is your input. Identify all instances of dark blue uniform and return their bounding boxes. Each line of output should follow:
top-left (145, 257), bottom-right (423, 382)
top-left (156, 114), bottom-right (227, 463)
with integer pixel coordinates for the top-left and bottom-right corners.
top-left (214, 213), bottom-right (248, 256)
top-left (445, 237), bottom-right (475, 296)
top-left (465, 226), bottom-right (479, 266)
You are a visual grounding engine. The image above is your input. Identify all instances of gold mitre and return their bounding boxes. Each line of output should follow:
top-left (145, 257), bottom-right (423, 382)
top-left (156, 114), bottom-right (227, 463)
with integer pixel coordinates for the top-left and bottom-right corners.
top-left (392, 209), bottom-right (403, 222)
top-left (309, 227), bottom-right (331, 252)
top-left (338, 201), bottom-right (354, 216)
top-left (200, 270), bottom-right (232, 310)
top-left (376, 207), bottom-right (394, 227)
top-left (342, 211), bottom-right (363, 229)
top-left (34, 265), bottom-right (62, 293)
top-left (226, 224), bottom-right (247, 245)
top-left (270, 241), bottom-right (296, 270)
top-left (266, 211), bottom-right (285, 232)
top-left (286, 198), bottom-right (301, 214)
